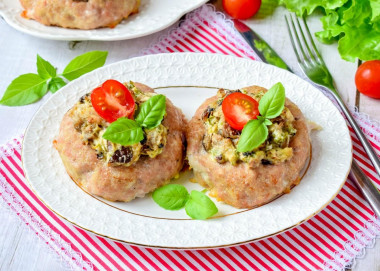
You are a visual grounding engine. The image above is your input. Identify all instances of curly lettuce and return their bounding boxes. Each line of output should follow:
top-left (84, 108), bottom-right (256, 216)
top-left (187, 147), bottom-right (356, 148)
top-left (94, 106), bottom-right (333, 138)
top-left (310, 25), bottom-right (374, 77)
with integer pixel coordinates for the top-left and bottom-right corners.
top-left (279, 0), bottom-right (380, 62)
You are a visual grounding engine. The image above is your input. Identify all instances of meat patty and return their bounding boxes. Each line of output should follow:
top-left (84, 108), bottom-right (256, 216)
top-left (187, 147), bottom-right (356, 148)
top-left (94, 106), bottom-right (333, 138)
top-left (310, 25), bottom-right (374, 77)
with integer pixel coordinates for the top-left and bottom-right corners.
top-left (20, 0), bottom-right (140, 29)
top-left (186, 86), bottom-right (311, 209)
top-left (54, 83), bottom-right (187, 202)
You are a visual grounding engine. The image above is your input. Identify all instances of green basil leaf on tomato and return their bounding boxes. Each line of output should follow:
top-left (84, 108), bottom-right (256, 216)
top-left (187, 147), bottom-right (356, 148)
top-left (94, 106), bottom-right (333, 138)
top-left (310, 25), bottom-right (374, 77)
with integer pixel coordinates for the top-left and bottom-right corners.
top-left (102, 118), bottom-right (144, 146)
top-left (135, 94), bottom-right (166, 129)
top-left (237, 119), bottom-right (268, 152)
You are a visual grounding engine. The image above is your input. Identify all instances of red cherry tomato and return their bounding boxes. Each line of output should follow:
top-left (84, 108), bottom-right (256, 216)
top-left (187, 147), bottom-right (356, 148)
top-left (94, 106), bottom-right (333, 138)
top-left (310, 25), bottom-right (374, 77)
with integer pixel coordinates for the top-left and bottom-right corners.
top-left (223, 0), bottom-right (262, 20)
top-left (91, 80), bottom-right (135, 123)
top-left (355, 60), bottom-right (380, 99)
top-left (222, 92), bottom-right (259, 130)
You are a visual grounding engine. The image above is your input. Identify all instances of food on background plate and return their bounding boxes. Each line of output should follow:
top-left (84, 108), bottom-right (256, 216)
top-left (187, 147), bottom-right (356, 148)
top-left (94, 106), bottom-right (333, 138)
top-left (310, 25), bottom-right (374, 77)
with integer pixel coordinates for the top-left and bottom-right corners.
top-left (186, 83), bottom-right (311, 209)
top-left (54, 80), bottom-right (186, 202)
top-left (19, 0), bottom-right (140, 29)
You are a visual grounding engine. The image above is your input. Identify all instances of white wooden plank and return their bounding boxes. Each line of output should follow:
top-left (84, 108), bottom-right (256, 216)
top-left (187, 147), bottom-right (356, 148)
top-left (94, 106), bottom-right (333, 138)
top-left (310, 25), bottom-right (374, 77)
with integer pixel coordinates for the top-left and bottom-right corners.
top-left (359, 95), bottom-right (380, 123)
top-left (0, 208), bottom-right (65, 271)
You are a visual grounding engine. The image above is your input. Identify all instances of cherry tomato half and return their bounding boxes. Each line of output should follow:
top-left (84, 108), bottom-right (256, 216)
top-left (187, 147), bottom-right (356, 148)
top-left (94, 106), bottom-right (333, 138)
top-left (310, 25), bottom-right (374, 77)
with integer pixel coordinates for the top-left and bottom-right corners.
top-left (355, 60), bottom-right (380, 99)
top-left (91, 79), bottom-right (135, 123)
top-left (222, 92), bottom-right (259, 130)
top-left (223, 0), bottom-right (262, 20)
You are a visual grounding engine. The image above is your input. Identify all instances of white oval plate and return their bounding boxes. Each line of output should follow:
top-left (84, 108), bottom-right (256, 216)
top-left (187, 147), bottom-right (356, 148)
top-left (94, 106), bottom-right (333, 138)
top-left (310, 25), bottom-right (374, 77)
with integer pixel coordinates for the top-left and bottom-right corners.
top-left (22, 53), bottom-right (352, 249)
top-left (0, 0), bottom-right (207, 41)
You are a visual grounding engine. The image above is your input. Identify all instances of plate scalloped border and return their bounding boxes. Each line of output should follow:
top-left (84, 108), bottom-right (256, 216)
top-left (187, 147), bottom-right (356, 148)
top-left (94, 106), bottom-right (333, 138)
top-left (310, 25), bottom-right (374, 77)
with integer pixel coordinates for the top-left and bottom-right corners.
top-left (22, 53), bottom-right (352, 249)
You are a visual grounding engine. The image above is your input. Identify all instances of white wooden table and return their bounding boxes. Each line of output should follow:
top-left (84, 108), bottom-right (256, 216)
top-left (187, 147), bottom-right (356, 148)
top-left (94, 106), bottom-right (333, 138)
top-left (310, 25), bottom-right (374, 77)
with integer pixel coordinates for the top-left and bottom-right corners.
top-left (0, 2), bottom-right (379, 270)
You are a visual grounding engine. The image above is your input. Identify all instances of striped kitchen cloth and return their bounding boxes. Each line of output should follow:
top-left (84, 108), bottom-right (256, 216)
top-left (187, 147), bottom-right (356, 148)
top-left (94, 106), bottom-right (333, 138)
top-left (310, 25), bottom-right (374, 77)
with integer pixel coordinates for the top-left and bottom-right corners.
top-left (1, 4), bottom-right (380, 271)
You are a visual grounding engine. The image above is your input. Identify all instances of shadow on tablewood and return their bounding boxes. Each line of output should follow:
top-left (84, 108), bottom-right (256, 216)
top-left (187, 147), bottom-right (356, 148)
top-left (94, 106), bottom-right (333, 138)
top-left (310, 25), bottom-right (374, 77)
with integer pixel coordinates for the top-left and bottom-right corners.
top-left (355, 60), bottom-right (362, 110)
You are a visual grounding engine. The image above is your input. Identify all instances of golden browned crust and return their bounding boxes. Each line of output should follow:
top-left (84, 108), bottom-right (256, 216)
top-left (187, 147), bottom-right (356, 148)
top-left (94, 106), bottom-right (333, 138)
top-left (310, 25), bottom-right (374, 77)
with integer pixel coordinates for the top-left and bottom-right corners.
top-left (20, 0), bottom-right (140, 29)
top-left (186, 86), bottom-right (311, 209)
top-left (54, 83), bottom-right (187, 202)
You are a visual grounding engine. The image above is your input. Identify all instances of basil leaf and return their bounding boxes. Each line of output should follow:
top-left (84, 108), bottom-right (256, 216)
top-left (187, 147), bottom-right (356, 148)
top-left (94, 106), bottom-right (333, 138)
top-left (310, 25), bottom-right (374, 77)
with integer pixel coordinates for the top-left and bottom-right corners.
top-left (0, 73), bottom-right (48, 106)
top-left (37, 55), bottom-right (56, 79)
top-left (185, 190), bottom-right (218, 220)
top-left (257, 116), bottom-right (272, 125)
top-left (263, 119), bottom-right (272, 126)
top-left (237, 119), bottom-right (268, 152)
top-left (62, 51), bottom-right (108, 81)
top-left (258, 82), bottom-right (285, 119)
top-left (48, 77), bottom-right (66, 93)
top-left (152, 184), bottom-right (189, 210)
top-left (135, 94), bottom-right (166, 129)
top-left (102, 118), bottom-right (144, 145)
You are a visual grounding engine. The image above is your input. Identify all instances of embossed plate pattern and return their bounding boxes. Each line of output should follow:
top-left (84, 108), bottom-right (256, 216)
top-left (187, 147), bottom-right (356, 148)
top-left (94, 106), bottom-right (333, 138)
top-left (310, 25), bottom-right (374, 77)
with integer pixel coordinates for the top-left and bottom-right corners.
top-left (0, 0), bottom-right (207, 40)
top-left (22, 53), bottom-right (352, 248)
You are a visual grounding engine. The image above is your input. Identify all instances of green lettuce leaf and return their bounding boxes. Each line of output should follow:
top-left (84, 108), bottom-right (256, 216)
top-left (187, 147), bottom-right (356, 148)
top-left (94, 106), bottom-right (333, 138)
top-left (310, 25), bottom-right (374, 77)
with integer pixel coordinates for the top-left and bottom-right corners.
top-left (374, 21), bottom-right (380, 31)
top-left (342, 0), bottom-right (371, 26)
top-left (279, 0), bottom-right (348, 16)
top-left (281, 0), bottom-right (380, 61)
top-left (338, 24), bottom-right (380, 62)
top-left (370, 0), bottom-right (380, 22)
top-left (315, 11), bottom-right (342, 44)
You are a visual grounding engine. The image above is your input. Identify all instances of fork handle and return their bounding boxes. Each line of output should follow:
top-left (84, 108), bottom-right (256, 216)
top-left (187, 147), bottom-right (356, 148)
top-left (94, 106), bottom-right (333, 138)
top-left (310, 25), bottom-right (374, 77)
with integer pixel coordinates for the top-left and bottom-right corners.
top-left (332, 91), bottom-right (380, 177)
top-left (350, 160), bottom-right (380, 218)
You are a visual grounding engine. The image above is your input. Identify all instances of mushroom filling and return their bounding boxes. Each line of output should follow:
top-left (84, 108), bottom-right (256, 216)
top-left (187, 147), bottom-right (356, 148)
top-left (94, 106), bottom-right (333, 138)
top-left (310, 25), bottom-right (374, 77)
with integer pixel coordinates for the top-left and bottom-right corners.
top-left (69, 82), bottom-right (167, 167)
top-left (202, 88), bottom-right (297, 168)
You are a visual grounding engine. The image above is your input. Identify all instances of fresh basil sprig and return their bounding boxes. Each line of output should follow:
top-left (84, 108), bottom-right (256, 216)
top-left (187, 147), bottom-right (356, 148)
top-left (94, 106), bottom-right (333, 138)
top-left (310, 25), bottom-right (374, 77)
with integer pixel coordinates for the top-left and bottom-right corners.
top-left (37, 54), bottom-right (56, 79)
top-left (185, 190), bottom-right (218, 220)
top-left (258, 82), bottom-right (285, 119)
top-left (0, 74), bottom-right (48, 106)
top-left (237, 82), bottom-right (286, 153)
top-left (102, 118), bottom-right (144, 146)
top-left (152, 184), bottom-right (190, 210)
top-left (152, 184), bottom-right (218, 220)
top-left (237, 119), bottom-right (269, 152)
top-left (103, 94), bottom-right (166, 146)
top-left (136, 94), bottom-right (166, 128)
top-left (0, 51), bottom-right (108, 106)
top-left (48, 77), bottom-right (67, 93)
top-left (62, 51), bottom-right (108, 81)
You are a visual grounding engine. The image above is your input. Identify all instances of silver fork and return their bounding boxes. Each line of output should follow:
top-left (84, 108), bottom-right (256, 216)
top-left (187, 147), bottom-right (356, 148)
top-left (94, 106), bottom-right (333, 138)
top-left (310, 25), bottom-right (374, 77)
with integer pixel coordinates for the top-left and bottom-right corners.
top-left (285, 14), bottom-right (380, 218)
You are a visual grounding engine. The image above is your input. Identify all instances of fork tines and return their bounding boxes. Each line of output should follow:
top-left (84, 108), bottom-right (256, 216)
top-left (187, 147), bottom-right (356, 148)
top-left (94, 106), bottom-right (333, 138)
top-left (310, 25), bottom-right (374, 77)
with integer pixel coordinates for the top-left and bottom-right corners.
top-left (285, 14), bottom-right (323, 67)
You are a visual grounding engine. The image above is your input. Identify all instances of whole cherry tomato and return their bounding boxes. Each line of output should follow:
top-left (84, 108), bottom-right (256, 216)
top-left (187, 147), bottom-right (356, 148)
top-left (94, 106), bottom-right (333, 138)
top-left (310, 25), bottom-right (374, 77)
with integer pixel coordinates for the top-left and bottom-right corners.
top-left (223, 0), bottom-right (262, 20)
top-left (91, 79), bottom-right (135, 123)
top-left (355, 60), bottom-right (380, 99)
top-left (222, 92), bottom-right (260, 130)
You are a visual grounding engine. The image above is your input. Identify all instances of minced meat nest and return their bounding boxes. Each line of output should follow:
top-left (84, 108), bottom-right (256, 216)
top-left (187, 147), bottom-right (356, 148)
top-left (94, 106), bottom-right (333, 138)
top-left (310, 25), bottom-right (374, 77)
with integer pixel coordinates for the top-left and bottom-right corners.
top-left (202, 88), bottom-right (297, 168)
top-left (69, 82), bottom-right (167, 167)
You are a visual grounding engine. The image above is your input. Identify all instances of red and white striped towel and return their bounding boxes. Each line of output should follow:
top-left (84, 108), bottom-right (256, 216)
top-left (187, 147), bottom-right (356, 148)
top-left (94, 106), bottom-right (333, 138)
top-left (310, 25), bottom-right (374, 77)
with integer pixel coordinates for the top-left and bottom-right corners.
top-left (1, 5), bottom-right (380, 271)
